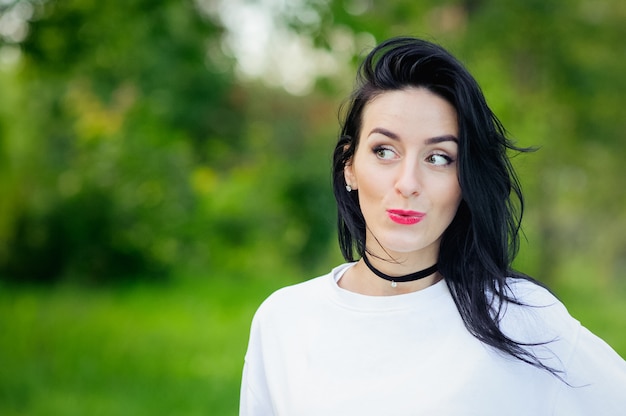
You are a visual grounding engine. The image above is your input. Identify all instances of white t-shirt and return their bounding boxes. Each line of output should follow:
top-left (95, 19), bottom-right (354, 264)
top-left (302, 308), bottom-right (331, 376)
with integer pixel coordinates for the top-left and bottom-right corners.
top-left (240, 263), bottom-right (626, 415)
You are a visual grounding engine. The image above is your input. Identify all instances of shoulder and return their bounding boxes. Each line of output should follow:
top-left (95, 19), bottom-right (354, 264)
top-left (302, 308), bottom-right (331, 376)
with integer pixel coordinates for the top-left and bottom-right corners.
top-left (496, 278), bottom-right (582, 370)
top-left (499, 277), bottom-right (580, 338)
top-left (251, 264), bottom-right (348, 326)
top-left (505, 277), bottom-right (560, 306)
top-left (502, 277), bottom-right (569, 319)
top-left (258, 275), bottom-right (327, 313)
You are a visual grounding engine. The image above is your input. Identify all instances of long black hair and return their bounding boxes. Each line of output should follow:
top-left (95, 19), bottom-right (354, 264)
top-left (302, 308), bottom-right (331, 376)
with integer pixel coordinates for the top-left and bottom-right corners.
top-left (332, 37), bottom-right (559, 376)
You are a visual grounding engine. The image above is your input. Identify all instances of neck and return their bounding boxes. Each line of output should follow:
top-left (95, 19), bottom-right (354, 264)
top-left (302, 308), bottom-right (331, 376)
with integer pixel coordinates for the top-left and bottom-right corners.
top-left (362, 253), bottom-right (439, 289)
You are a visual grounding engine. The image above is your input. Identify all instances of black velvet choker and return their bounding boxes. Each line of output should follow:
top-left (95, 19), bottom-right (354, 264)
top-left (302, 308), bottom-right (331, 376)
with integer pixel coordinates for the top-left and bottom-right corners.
top-left (362, 254), bottom-right (438, 288)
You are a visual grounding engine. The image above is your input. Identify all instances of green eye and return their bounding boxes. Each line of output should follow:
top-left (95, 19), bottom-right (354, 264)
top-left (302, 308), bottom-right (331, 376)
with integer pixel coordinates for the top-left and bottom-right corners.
top-left (428, 154), bottom-right (452, 166)
top-left (374, 147), bottom-right (395, 160)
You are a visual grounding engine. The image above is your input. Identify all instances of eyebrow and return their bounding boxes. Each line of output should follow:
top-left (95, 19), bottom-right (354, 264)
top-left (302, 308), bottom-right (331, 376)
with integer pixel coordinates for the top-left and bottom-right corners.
top-left (368, 127), bottom-right (458, 144)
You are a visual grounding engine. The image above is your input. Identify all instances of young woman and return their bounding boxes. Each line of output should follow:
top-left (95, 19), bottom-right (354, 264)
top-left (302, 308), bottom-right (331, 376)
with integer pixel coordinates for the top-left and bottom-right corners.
top-left (240, 37), bottom-right (626, 415)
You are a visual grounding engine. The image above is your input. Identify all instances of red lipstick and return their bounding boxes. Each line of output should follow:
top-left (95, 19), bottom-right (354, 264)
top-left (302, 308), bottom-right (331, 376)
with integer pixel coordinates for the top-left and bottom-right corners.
top-left (387, 209), bottom-right (425, 225)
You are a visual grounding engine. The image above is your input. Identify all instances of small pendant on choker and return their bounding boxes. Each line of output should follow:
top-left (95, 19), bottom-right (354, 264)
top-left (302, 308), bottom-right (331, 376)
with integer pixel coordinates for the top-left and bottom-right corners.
top-left (362, 253), bottom-right (438, 288)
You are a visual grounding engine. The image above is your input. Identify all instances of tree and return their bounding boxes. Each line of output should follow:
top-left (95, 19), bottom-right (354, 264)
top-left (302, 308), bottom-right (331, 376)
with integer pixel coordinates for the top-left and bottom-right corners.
top-left (0, 0), bottom-right (243, 282)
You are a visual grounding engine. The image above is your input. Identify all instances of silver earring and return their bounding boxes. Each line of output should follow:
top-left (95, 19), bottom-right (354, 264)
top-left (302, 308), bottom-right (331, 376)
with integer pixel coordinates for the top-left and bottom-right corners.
top-left (346, 185), bottom-right (352, 192)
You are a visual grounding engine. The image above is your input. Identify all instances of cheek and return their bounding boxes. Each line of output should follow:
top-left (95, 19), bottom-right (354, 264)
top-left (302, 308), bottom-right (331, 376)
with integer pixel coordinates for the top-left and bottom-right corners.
top-left (448, 192), bottom-right (463, 217)
top-left (354, 176), bottom-right (390, 219)
top-left (436, 181), bottom-right (463, 216)
top-left (357, 169), bottom-right (392, 202)
top-left (350, 153), bottom-right (381, 192)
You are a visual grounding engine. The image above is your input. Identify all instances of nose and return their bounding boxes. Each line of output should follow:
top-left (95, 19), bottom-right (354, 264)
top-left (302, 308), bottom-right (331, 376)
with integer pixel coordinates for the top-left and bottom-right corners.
top-left (394, 160), bottom-right (421, 197)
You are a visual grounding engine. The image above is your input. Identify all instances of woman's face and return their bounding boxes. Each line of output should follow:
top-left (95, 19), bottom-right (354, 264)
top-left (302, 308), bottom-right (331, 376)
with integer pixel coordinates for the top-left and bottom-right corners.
top-left (344, 87), bottom-right (462, 262)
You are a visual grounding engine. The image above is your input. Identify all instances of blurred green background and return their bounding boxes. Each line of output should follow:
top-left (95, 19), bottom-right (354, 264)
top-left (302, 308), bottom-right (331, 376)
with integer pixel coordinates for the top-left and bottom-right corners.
top-left (0, 0), bottom-right (625, 414)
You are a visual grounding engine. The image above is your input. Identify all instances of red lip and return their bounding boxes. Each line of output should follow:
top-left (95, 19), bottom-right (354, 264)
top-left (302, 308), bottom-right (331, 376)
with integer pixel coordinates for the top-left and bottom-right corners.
top-left (387, 209), bottom-right (425, 225)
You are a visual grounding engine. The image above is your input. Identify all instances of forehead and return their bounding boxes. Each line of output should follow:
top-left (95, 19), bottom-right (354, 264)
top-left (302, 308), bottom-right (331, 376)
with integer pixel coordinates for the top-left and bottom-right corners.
top-left (361, 88), bottom-right (458, 135)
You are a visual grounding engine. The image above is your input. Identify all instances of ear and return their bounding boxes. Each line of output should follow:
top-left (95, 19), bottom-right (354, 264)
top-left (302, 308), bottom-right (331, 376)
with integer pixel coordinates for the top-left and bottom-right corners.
top-left (344, 160), bottom-right (357, 191)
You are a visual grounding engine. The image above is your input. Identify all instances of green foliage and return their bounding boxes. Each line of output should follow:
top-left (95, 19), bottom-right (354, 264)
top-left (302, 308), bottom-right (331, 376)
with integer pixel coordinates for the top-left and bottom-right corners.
top-left (0, 0), bottom-right (243, 282)
top-left (0, 0), bottom-right (348, 284)
top-left (0, 0), bottom-right (622, 287)
top-left (194, 86), bottom-right (340, 278)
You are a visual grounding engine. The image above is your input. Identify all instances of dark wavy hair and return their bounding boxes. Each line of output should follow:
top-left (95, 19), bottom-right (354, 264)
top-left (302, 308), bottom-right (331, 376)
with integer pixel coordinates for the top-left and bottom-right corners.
top-left (332, 37), bottom-right (558, 376)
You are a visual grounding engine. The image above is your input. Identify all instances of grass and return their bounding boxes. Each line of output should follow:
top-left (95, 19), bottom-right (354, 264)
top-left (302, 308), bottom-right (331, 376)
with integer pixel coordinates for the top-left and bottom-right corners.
top-left (0, 272), bottom-right (297, 416)
top-left (0, 267), bottom-right (624, 415)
